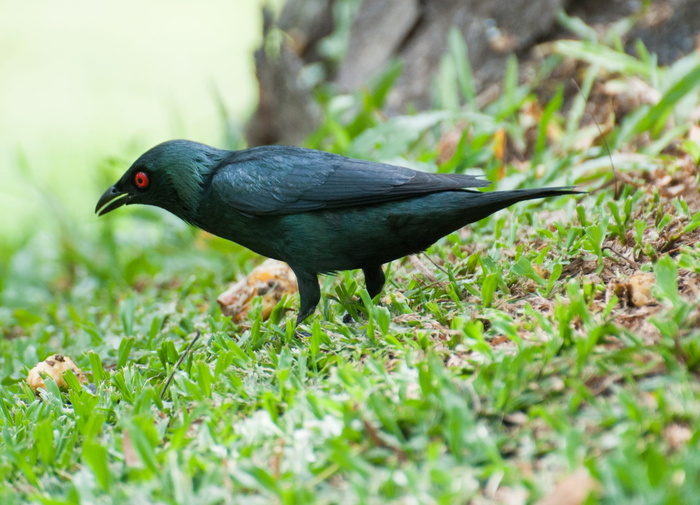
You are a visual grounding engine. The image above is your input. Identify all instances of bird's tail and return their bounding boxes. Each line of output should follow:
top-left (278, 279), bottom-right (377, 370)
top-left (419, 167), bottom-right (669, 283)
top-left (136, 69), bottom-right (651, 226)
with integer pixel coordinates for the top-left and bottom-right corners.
top-left (464, 186), bottom-right (583, 222)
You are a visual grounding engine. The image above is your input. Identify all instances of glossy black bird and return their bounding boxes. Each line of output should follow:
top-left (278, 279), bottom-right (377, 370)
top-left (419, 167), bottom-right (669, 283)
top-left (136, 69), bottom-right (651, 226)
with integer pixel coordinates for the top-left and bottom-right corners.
top-left (96, 140), bottom-right (579, 322)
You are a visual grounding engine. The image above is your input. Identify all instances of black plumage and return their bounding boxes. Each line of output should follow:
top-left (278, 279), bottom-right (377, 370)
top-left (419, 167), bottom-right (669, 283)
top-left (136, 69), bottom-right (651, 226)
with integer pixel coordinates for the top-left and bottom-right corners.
top-left (96, 140), bottom-right (581, 322)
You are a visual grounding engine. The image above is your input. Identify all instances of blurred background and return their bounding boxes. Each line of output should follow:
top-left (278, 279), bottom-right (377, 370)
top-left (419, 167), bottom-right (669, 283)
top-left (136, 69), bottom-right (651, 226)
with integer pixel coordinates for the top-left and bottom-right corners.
top-left (3, 0), bottom-right (695, 243)
top-left (0, 0), bottom-right (270, 239)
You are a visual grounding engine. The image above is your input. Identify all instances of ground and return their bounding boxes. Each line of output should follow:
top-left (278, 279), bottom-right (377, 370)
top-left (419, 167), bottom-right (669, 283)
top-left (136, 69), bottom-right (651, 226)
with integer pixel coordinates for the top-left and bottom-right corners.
top-left (1, 21), bottom-right (699, 505)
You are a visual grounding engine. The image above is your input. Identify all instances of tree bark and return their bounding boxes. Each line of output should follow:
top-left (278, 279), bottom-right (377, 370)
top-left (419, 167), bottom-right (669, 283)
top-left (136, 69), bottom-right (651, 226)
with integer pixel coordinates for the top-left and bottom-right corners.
top-left (245, 0), bottom-right (699, 146)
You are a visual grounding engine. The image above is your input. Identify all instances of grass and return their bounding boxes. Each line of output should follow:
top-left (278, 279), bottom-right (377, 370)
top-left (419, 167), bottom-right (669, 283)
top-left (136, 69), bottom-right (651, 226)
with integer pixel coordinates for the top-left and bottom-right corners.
top-left (1, 15), bottom-right (700, 505)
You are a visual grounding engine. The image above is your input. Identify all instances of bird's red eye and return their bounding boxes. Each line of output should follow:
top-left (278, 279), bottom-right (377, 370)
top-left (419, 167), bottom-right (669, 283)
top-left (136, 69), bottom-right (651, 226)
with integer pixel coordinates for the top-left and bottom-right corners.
top-left (134, 171), bottom-right (149, 188)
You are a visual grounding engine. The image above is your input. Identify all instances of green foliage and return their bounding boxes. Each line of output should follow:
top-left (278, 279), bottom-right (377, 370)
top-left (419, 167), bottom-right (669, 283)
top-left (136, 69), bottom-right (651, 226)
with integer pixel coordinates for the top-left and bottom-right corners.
top-left (1, 12), bottom-right (700, 504)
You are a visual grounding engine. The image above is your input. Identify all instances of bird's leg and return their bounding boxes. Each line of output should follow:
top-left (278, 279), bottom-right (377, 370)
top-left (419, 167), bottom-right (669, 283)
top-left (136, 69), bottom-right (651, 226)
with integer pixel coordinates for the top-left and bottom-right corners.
top-left (362, 265), bottom-right (385, 300)
top-left (291, 267), bottom-right (321, 324)
top-left (341, 266), bottom-right (385, 323)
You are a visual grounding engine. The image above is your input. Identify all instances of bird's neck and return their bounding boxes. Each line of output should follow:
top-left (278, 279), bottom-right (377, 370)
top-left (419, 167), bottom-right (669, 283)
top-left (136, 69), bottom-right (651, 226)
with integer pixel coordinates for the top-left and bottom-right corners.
top-left (163, 152), bottom-right (226, 224)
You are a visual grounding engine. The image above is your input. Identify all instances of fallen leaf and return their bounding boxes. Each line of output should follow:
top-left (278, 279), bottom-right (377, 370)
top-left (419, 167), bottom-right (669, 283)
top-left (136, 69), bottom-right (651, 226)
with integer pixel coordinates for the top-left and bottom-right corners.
top-left (121, 430), bottom-right (142, 468)
top-left (663, 423), bottom-right (692, 451)
top-left (218, 259), bottom-right (298, 322)
top-left (536, 468), bottom-right (599, 505)
top-left (494, 486), bottom-right (528, 505)
top-left (436, 125), bottom-right (465, 164)
top-left (628, 272), bottom-right (656, 307)
top-left (493, 127), bottom-right (506, 162)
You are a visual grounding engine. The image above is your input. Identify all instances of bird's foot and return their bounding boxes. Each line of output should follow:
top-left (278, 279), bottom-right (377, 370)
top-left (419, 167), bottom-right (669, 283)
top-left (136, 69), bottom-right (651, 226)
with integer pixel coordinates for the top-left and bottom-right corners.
top-left (294, 329), bottom-right (311, 339)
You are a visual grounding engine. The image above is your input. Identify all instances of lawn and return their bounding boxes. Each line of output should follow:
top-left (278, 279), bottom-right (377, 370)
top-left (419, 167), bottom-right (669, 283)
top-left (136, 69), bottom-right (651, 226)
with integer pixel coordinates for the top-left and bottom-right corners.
top-left (1, 19), bottom-right (700, 505)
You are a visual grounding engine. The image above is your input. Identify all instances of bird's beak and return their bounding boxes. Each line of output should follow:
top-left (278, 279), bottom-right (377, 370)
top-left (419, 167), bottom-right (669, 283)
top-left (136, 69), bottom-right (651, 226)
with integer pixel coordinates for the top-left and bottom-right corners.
top-left (95, 185), bottom-right (130, 216)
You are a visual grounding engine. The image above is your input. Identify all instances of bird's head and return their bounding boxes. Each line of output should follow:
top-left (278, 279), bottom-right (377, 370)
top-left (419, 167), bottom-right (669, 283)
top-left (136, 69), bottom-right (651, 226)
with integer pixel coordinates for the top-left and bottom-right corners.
top-left (95, 140), bottom-right (225, 223)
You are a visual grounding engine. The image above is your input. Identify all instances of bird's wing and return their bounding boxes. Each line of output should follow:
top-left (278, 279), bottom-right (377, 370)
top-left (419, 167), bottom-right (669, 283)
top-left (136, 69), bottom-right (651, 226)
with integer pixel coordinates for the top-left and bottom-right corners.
top-left (210, 146), bottom-right (489, 215)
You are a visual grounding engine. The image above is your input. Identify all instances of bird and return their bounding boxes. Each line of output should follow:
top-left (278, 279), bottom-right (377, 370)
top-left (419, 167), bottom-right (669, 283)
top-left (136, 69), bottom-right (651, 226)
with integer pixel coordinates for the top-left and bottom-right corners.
top-left (96, 140), bottom-right (581, 323)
